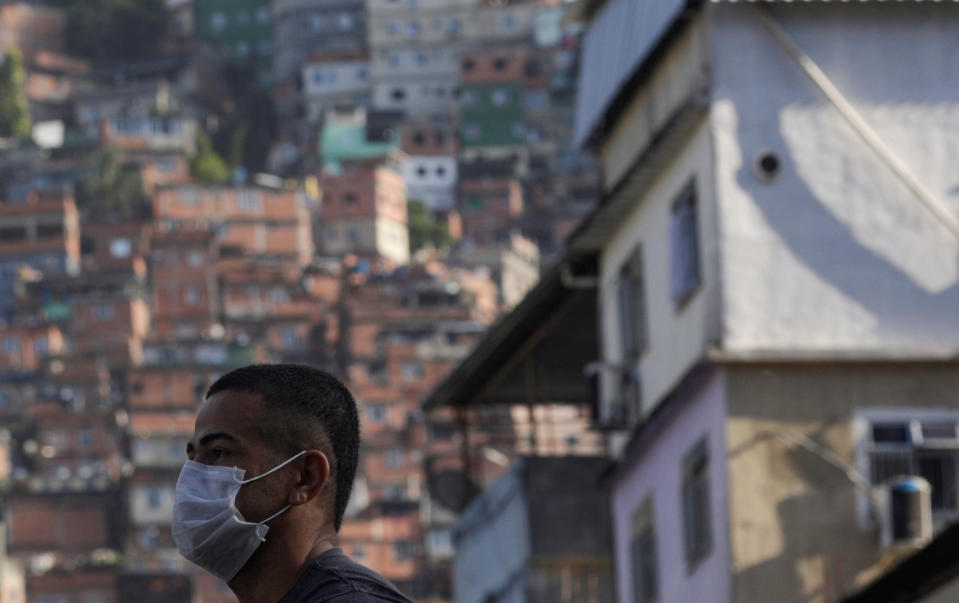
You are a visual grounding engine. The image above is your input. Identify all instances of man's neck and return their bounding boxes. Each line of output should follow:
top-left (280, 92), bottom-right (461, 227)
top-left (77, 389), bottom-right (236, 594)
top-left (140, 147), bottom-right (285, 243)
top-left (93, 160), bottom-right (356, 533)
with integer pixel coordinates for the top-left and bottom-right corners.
top-left (230, 535), bottom-right (336, 603)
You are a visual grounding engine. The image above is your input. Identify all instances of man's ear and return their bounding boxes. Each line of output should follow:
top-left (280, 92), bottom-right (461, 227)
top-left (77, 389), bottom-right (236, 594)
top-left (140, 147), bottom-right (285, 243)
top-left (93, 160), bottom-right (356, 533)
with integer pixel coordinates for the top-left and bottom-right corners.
top-left (289, 450), bottom-right (330, 506)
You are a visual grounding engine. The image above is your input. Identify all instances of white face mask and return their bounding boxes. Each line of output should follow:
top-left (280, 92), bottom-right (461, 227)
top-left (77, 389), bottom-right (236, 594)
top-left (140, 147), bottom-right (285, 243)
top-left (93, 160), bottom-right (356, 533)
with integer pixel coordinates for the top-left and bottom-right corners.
top-left (172, 450), bottom-right (307, 582)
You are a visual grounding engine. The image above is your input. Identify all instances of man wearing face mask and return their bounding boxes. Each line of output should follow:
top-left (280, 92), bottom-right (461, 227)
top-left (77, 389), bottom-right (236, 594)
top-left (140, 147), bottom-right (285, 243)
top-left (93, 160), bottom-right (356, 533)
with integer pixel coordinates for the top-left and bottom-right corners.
top-left (173, 364), bottom-right (413, 602)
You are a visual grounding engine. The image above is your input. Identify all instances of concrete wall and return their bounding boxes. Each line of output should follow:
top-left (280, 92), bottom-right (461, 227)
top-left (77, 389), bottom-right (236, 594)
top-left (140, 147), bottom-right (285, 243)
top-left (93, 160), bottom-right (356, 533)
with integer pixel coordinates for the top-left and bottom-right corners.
top-left (130, 483), bottom-right (175, 525)
top-left (611, 372), bottom-right (731, 603)
top-left (724, 362), bottom-right (959, 601)
top-left (453, 463), bottom-right (530, 603)
top-left (599, 121), bottom-right (719, 418)
top-left (710, 4), bottom-right (959, 354)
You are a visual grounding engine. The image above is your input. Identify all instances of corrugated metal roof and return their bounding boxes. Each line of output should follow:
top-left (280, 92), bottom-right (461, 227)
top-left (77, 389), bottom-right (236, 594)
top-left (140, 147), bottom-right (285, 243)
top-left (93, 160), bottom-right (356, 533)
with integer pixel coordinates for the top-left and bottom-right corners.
top-left (573, 0), bottom-right (688, 146)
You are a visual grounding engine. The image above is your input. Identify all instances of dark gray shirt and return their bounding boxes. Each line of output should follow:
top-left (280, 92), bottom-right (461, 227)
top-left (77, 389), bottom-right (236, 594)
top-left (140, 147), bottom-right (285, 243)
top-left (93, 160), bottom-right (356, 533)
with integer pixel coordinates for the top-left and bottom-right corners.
top-left (278, 548), bottom-right (413, 603)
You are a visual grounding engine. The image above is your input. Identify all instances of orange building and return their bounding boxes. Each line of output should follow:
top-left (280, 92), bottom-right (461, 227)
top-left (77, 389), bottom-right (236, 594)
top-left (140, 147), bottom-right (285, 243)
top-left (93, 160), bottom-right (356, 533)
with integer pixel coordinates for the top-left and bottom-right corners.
top-left (0, 192), bottom-right (81, 316)
top-left (318, 159), bottom-right (409, 266)
top-left (150, 227), bottom-right (219, 339)
top-left (153, 184), bottom-right (314, 266)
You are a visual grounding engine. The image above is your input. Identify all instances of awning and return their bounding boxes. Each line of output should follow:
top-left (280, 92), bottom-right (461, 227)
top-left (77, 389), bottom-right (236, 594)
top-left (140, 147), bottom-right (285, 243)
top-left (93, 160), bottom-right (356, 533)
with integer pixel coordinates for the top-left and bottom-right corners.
top-left (422, 254), bottom-right (598, 410)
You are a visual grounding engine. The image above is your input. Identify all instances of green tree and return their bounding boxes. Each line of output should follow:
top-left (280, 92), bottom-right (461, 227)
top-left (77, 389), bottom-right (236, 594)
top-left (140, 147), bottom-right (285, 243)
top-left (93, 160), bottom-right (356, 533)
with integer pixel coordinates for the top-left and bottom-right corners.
top-left (0, 48), bottom-right (32, 140)
top-left (48, 0), bottom-right (168, 62)
top-left (75, 148), bottom-right (151, 219)
top-left (408, 200), bottom-right (453, 254)
top-left (190, 130), bottom-right (231, 184)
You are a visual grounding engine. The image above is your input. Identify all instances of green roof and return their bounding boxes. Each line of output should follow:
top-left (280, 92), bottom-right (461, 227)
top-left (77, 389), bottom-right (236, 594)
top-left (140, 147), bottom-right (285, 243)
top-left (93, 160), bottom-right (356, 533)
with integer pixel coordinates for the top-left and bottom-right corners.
top-left (319, 121), bottom-right (398, 166)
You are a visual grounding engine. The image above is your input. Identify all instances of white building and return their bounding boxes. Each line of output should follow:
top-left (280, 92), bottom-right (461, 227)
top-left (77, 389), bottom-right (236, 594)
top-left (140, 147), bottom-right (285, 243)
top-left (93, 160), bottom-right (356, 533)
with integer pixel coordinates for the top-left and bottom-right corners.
top-left (366, 0), bottom-right (538, 117)
top-left (366, 0), bottom-right (476, 116)
top-left (426, 1), bottom-right (959, 602)
top-left (402, 155), bottom-right (457, 211)
top-left (302, 54), bottom-right (372, 121)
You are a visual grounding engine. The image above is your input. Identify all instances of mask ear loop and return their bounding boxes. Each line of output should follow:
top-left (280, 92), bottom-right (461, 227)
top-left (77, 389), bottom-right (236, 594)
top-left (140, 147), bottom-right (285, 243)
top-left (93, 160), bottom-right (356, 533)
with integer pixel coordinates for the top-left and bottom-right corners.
top-left (256, 503), bottom-right (292, 532)
top-left (238, 450), bottom-right (308, 485)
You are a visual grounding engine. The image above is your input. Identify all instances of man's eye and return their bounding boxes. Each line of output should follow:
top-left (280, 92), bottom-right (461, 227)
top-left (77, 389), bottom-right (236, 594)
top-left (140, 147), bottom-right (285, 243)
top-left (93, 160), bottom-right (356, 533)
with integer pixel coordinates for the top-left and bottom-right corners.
top-left (211, 448), bottom-right (228, 460)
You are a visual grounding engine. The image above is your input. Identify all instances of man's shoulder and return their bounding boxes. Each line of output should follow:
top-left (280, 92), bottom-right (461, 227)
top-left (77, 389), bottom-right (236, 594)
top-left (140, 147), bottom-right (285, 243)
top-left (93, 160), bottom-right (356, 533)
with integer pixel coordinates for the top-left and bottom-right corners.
top-left (279, 548), bottom-right (413, 603)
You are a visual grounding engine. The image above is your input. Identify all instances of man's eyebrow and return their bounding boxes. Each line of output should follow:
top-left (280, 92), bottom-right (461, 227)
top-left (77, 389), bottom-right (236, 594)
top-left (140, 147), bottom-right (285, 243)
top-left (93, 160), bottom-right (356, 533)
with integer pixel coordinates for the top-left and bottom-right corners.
top-left (198, 432), bottom-right (240, 447)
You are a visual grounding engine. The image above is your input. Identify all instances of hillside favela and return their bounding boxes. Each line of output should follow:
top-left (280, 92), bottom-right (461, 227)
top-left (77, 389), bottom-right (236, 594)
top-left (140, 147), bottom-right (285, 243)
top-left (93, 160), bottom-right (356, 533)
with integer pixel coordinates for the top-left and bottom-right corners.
top-left (0, 0), bottom-right (958, 602)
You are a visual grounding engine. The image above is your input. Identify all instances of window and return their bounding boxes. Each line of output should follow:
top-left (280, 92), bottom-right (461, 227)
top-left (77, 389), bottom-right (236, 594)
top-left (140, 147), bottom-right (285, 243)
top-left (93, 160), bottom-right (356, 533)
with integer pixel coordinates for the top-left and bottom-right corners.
top-left (369, 404), bottom-right (387, 423)
top-left (283, 327), bottom-right (300, 348)
top-left (669, 184), bottom-right (701, 307)
top-left (446, 18), bottom-right (461, 37)
top-left (464, 124), bottom-right (481, 141)
top-left (863, 413), bottom-right (959, 514)
top-left (386, 449), bottom-right (404, 468)
top-left (416, 166), bottom-right (428, 179)
top-left (269, 287), bottom-right (290, 304)
top-left (493, 57), bottom-right (509, 72)
top-left (436, 165), bottom-right (447, 178)
top-left (210, 12), bottom-right (227, 32)
top-left (256, 7), bottom-right (270, 23)
top-left (108, 238), bottom-right (132, 259)
top-left (390, 88), bottom-right (406, 102)
top-left (617, 248), bottom-right (647, 359)
top-left (3, 337), bottom-right (18, 354)
top-left (235, 42), bottom-right (250, 58)
top-left (309, 14), bottom-right (324, 31)
top-left (77, 429), bottom-right (95, 449)
top-left (631, 497), bottom-right (658, 603)
top-left (146, 487), bottom-right (165, 508)
top-left (462, 58), bottom-right (475, 72)
top-left (352, 545), bottom-right (367, 560)
top-left (682, 437), bottom-right (712, 570)
top-left (184, 286), bottom-right (201, 306)
top-left (0, 225), bottom-right (26, 241)
top-left (93, 304), bottom-right (114, 321)
top-left (37, 222), bottom-right (64, 238)
top-left (343, 192), bottom-right (357, 205)
top-left (338, 12), bottom-right (354, 30)
top-left (525, 90), bottom-right (549, 110)
top-left (238, 190), bottom-right (262, 211)
top-left (491, 89), bottom-right (510, 106)
top-left (34, 336), bottom-right (49, 357)
top-left (235, 11), bottom-right (250, 26)
top-left (502, 12), bottom-right (518, 30)
top-left (460, 90), bottom-right (477, 106)
top-left (407, 21), bottom-right (421, 38)
top-left (179, 188), bottom-right (200, 205)
top-left (186, 250), bottom-right (204, 268)
top-left (386, 483), bottom-right (407, 500)
top-left (402, 362), bottom-right (424, 381)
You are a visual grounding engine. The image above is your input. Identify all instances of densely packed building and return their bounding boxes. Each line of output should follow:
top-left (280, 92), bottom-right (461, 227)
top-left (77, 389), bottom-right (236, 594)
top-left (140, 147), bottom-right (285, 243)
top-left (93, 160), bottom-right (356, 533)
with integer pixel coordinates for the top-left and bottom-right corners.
top-left (0, 0), bottom-right (600, 601)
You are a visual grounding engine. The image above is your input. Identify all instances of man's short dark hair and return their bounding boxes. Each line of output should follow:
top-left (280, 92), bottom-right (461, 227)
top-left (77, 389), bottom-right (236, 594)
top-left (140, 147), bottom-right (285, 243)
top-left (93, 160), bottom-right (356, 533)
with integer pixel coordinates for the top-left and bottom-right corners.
top-left (206, 364), bottom-right (359, 531)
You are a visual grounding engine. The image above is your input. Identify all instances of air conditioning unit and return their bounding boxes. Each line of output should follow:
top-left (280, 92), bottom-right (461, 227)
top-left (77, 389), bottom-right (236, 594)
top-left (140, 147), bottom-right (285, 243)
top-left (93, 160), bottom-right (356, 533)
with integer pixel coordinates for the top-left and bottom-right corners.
top-left (880, 476), bottom-right (932, 550)
top-left (585, 360), bottom-right (640, 430)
